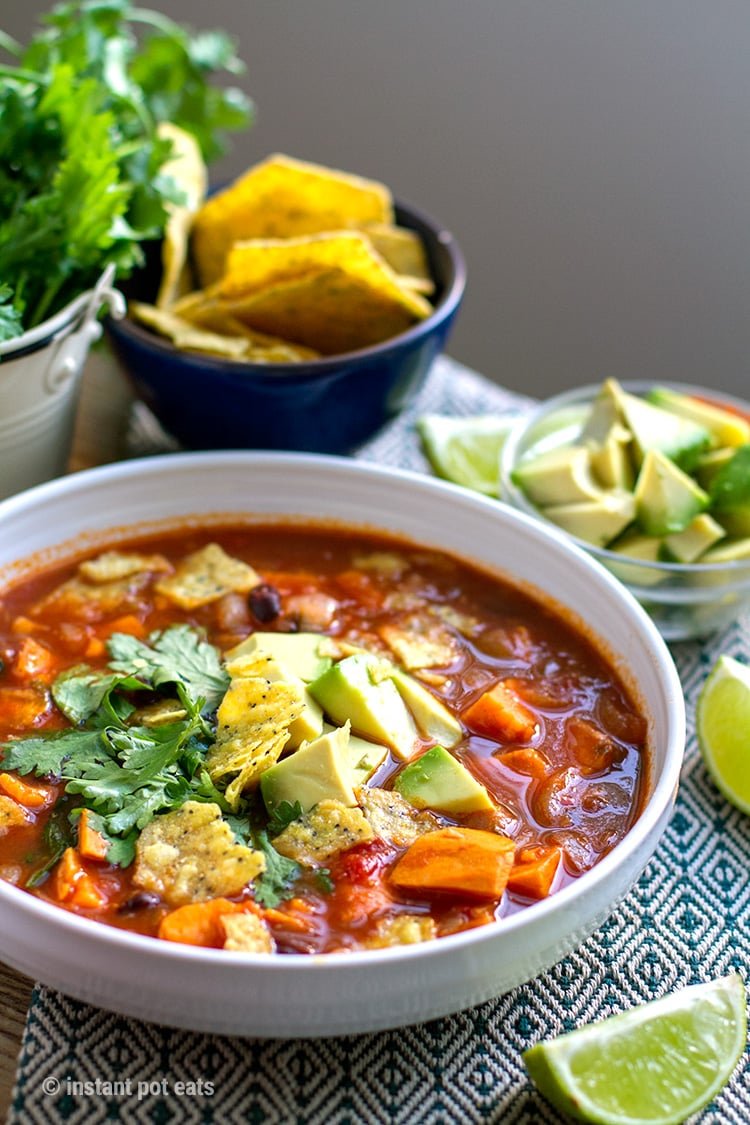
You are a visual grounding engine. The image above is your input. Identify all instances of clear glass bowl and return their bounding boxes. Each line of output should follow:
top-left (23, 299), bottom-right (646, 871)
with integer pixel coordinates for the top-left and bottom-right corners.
top-left (500, 380), bottom-right (750, 642)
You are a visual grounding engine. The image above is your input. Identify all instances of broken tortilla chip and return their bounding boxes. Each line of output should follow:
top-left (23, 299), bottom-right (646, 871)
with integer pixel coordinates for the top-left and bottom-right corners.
top-left (130, 302), bottom-right (249, 359)
top-left (358, 223), bottom-right (433, 287)
top-left (156, 123), bottom-right (208, 308)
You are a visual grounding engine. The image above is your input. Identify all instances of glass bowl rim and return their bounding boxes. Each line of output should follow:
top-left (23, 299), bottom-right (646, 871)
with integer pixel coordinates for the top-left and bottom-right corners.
top-left (499, 379), bottom-right (750, 579)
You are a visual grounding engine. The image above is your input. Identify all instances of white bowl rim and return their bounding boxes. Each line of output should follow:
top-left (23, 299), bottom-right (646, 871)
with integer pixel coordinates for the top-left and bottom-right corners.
top-left (0, 451), bottom-right (685, 972)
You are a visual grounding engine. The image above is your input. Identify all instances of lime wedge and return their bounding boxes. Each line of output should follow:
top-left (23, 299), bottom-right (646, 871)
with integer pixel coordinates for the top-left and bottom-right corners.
top-left (417, 414), bottom-right (515, 495)
top-left (697, 655), bottom-right (750, 813)
top-left (523, 975), bottom-right (746, 1125)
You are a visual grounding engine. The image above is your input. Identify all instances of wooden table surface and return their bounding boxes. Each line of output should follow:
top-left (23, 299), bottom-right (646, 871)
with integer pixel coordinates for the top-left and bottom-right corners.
top-left (0, 352), bottom-right (135, 1120)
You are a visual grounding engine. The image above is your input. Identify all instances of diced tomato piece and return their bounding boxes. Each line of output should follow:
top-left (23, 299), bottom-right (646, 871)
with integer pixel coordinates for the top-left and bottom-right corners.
top-left (12, 637), bottom-right (56, 683)
top-left (0, 686), bottom-right (51, 729)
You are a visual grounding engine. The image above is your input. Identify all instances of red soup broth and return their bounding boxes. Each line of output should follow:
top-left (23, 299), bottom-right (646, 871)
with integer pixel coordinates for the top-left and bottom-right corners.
top-left (0, 523), bottom-right (648, 954)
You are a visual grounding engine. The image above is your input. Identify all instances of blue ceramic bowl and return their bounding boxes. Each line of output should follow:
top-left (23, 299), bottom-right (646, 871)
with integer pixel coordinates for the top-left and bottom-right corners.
top-left (106, 201), bottom-right (465, 454)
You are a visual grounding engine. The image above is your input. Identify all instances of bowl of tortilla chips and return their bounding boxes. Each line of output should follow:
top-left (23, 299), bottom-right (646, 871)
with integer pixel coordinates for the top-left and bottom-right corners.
top-left (107, 152), bottom-right (465, 453)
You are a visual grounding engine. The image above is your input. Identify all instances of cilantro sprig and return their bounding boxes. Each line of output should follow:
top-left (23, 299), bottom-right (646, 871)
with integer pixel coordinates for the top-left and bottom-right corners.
top-left (0, 0), bottom-right (252, 337)
top-left (1, 625), bottom-right (228, 870)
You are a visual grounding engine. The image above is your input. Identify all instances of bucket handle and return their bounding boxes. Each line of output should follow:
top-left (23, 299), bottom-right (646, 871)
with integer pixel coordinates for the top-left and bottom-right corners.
top-left (45, 266), bottom-right (126, 393)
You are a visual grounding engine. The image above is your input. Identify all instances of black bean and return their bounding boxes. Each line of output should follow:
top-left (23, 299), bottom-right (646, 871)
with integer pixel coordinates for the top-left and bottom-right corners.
top-left (118, 892), bottom-right (160, 914)
top-left (249, 583), bottom-right (282, 623)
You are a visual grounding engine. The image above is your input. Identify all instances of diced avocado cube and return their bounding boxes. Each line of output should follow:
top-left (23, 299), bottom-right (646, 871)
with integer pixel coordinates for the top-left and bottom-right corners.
top-left (511, 446), bottom-right (603, 506)
top-left (606, 530), bottom-right (665, 587)
top-left (394, 745), bottom-right (494, 816)
top-left (543, 492), bottom-right (636, 547)
top-left (695, 447), bottom-right (736, 490)
top-left (388, 669), bottom-right (462, 748)
top-left (260, 724), bottom-right (356, 814)
top-left (225, 632), bottom-right (332, 682)
top-left (605, 378), bottom-right (711, 470)
top-left (226, 651), bottom-right (323, 750)
top-left (717, 506), bottom-right (750, 538)
top-left (700, 537), bottom-right (750, 564)
top-left (647, 387), bottom-right (750, 448)
top-left (347, 733), bottom-right (389, 785)
top-left (579, 381), bottom-right (621, 445)
top-left (309, 654), bottom-right (418, 760)
top-left (588, 423), bottom-right (635, 491)
top-left (662, 514), bottom-right (725, 563)
top-left (708, 445), bottom-right (750, 513)
top-left (634, 450), bottom-right (708, 537)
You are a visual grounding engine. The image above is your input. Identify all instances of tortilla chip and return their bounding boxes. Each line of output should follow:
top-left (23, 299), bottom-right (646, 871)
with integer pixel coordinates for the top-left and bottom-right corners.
top-left (358, 223), bottom-right (432, 284)
top-left (357, 786), bottom-right (439, 848)
top-left (130, 302), bottom-right (249, 360)
top-left (221, 912), bottom-right (275, 953)
top-left (191, 153), bottom-right (394, 286)
top-left (208, 658), bottom-right (304, 807)
top-left (0, 795), bottom-right (29, 834)
top-left (272, 799), bottom-right (374, 865)
top-left (365, 914), bottom-right (437, 948)
top-left (221, 231), bottom-right (430, 315)
top-left (171, 291), bottom-right (320, 362)
top-left (133, 801), bottom-right (265, 905)
top-left (224, 267), bottom-right (430, 356)
top-left (378, 620), bottom-right (458, 670)
top-left (155, 544), bottom-right (260, 610)
top-left (78, 551), bottom-right (172, 584)
top-left (156, 123), bottom-right (208, 308)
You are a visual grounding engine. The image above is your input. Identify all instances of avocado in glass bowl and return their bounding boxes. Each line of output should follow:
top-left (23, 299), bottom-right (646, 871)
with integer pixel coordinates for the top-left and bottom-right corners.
top-left (500, 379), bottom-right (750, 641)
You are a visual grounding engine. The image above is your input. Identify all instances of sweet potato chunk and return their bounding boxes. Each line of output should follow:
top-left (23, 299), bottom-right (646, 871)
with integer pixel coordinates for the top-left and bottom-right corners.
top-left (0, 772), bottom-right (51, 809)
top-left (507, 845), bottom-right (562, 900)
top-left (390, 827), bottom-right (514, 899)
top-left (159, 898), bottom-right (250, 947)
top-left (463, 682), bottom-right (538, 743)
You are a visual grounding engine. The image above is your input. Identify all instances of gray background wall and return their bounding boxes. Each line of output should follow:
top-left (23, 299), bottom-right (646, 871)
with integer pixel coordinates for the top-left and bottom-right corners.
top-left (4, 1), bottom-right (750, 399)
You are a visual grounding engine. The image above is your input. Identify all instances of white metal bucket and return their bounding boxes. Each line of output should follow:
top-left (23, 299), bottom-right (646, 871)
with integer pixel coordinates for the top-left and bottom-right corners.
top-left (0, 268), bottom-right (125, 500)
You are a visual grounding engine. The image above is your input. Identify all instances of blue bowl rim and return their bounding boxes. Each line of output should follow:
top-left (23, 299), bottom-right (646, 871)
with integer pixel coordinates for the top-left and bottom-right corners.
top-left (106, 198), bottom-right (466, 383)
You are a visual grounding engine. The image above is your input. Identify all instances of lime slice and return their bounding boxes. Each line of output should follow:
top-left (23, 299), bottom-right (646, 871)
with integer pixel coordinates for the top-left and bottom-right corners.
top-left (417, 414), bottom-right (515, 495)
top-left (697, 655), bottom-right (750, 814)
top-left (523, 974), bottom-right (746, 1125)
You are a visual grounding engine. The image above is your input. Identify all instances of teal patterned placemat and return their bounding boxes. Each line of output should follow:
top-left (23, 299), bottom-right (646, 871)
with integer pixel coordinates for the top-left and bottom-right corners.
top-left (8, 357), bottom-right (750, 1123)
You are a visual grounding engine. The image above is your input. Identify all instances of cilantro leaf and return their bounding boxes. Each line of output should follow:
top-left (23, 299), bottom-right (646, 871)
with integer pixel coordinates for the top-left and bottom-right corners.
top-left (267, 800), bottom-right (303, 838)
top-left (52, 665), bottom-right (148, 725)
top-left (1, 728), bottom-right (106, 777)
top-left (315, 868), bottom-right (335, 895)
top-left (251, 828), bottom-right (301, 909)
top-left (0, 1), bottom-right (251, 333)
top-left (25, 804), bottom-right (76, 888)
top-left (107, 625), bottom-right (229, 713)
top-left (0, 284), bottom-right (22, 343)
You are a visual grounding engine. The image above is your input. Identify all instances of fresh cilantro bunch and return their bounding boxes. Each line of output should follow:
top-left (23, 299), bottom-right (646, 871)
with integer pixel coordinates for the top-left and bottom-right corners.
top-left (1, 625), bottom-right (231, 871)
top-left (0, 0), bottom-right (252, 339)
